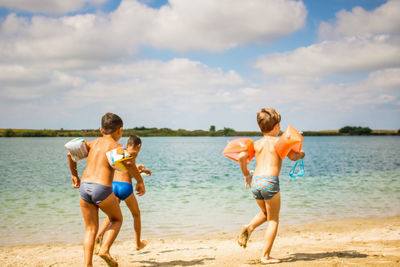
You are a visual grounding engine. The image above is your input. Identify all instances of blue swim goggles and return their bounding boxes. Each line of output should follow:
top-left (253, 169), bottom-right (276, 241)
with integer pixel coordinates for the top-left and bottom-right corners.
top-left (289, 159), bottom-right (304, 178)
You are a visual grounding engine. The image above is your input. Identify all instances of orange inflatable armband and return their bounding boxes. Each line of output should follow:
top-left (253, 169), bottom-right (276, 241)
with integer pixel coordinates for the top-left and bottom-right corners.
top-left (223, 138), bottom-right (255, 164)
top-left (275, 125), bottom-right (303, 159)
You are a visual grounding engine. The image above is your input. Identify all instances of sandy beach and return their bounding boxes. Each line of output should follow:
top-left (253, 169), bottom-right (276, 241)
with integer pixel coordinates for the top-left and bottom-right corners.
top-left (1, 216), bottom-right (399, 266)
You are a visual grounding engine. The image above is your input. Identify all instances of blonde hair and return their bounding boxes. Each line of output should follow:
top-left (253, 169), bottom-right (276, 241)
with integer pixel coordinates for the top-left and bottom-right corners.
top-left (257, 108), bottom-right (281, 133)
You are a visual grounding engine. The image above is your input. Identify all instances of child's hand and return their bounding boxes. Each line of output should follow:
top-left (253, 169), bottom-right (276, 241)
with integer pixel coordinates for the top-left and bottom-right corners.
top-left (244, 174), bottom-right (252, 189)
top-left (71, 175), bottom-right (80, 188)
top-left (136, 164), bottom-right (151, 175)
top-left (136, 181), bottom-right (146, 196)
top-left (141, 169), bottom-right (152, 176)
top-left (288, 150), bottom-right (306, 161)
top-left (136, 164), bottom-right (145, 171)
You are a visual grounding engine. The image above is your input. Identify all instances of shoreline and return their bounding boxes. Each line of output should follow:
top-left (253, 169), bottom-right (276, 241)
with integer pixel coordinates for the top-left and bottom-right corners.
top-left (2, 216), bottom-right (399, 266)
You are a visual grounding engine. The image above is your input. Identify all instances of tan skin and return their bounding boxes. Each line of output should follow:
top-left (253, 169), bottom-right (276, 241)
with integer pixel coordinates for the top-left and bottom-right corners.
top-left (67, 127), bottom-right (145, 267)
top-left (237, 123), bottom-right (305, 264)
top-left (95, 144), bottom-right (152, 252)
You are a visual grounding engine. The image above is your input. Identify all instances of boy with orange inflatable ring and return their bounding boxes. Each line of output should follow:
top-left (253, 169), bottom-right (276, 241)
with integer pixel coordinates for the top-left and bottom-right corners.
top-left (224, 108), bottom-right (305, 264)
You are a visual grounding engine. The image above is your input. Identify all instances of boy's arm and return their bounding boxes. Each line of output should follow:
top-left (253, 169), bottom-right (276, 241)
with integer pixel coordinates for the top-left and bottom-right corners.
top-left (287, 150), bottom-right (306, 161)
top-left (123, 159), bottom-right (146, 196)
top-left (67, 153), bottom-right (80, 188)
top-left (238, 151), bottom-right (252, 188)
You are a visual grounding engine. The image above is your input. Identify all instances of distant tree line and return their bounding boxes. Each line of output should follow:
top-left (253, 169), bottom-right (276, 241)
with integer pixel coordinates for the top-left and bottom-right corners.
top-left (0, 126), bottom-right (259, 137)
top-left (0, 125), bottom-right (398, 137)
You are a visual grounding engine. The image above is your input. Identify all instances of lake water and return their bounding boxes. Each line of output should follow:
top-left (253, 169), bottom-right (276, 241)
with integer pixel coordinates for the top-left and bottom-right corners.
top-left (1, 136), bottom-right (399, 246)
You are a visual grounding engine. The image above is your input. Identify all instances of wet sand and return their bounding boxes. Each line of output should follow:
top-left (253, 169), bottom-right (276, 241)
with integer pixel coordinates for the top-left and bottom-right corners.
top-left (1, 216), bottom-right (399, 266)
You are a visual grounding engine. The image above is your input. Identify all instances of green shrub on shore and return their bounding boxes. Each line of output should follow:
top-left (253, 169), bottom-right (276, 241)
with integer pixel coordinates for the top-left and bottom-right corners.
top-left (339, 126), bottom-right (372, 135)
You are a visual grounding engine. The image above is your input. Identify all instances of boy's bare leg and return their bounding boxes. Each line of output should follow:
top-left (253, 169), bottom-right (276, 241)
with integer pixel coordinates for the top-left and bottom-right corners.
top-left (95, 216), bottom-right (110, 254)
top-left (238, 201), bottom-right (267, 248)
top-left (124, 194), bottom-right (147, 250)
top-left (97, 194), bottom-right (123, 267)
top-left (95, 198), bottom-right (120, 254)
top-left (80, 198), bottom-right (99, 267)
top-left (261, 192), bottom-right (281, 264)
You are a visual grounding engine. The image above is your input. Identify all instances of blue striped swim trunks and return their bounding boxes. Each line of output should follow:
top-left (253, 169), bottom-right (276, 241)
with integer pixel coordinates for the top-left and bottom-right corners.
top-left (251, 176), bottom-right (280, 200)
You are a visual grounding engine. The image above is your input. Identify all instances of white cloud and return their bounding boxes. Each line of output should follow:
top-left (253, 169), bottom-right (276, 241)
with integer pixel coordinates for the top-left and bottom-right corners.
top-left (268, 68), bottom-right (400, 108)
top-left (0, 0), bottom-right (107, 14)
top-left (147, 0), bottom-right (307, 51)
top-left (319, 0), bottom-right (400, 40)
top-left (332, 68), bottom-right (400, 107)
top-left (0, 57), bottom-right (249, 129)
top-left (0, 64), bottom-right (85, 99)
top-left (365, 68), bottom-right (400, 90)
top-left (223, 67), bottom-right (400, 130)
top-left (255, 1), bottom-right (400, 76)
top-left (250, 0), bottom-right (400, 130)
top-left (0, 12), bottom-right (142, 67)
top-left (67, 58), bottom-right (244, 107)
top-left (0, 0), bottom-right (307, 68)
top-left (1, 59), bottom-right (398, 130)
top-left (0, 58), bottom-right (244, 115)
top-left (254, 34), bottom-right (400, 76)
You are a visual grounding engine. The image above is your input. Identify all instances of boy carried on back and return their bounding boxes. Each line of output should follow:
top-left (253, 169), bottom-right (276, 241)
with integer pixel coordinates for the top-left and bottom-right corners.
top-left (237, 108), bottom-right (305, 264)
top-left (67, 113), bottom-right (145, 267)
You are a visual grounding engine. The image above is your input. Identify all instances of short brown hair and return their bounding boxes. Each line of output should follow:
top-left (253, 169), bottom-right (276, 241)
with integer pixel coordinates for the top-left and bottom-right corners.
top-left (127, 135), bottom-right (141, 147)
top-left (101, 112), bottom-right (123, 134)
top-left (257, 108), bottom-right (281, 132)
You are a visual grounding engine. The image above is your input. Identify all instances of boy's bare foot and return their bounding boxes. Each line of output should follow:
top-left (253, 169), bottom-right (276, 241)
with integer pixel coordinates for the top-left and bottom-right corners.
top-left (260, 257), bottom-right (280, 264)
top-left (136, 239), bottom-right (148, 250)
top-left (99, 252), bottom-right (118, 267)
top-left (94, 237), bottom-right (102, 255)
top-left (237, 226), bottom-right (249, 248)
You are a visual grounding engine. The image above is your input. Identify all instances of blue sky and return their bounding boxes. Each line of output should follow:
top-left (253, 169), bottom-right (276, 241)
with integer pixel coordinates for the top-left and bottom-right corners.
top-left (0, 0), bottom-right (399, 131)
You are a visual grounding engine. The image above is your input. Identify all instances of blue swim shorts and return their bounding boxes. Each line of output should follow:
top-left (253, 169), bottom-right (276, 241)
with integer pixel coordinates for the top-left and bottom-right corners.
top-left (112, 181), bottom-right (133, 200)
top-left (251, 176), bottom-right (280, 200)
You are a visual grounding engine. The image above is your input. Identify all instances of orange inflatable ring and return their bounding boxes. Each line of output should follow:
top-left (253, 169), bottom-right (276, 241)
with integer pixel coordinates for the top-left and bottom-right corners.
top-left (275, 125), bottom-right (303, 159)
top-left (223, 138), bottom-right (255, 164)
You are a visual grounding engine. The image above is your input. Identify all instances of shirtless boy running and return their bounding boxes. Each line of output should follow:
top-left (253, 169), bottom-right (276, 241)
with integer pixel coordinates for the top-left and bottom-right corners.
top-left (237, 108), bottom-right (305, 264)
top-left (95, 135), bottom-right (150, 252)
top-left (67, 113), bottom-right (145, 267)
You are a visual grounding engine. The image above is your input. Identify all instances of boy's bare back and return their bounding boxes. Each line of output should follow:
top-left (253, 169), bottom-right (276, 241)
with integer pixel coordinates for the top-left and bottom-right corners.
top-left (253, 136), bottom-right (282, 178)
top-left (82, 137), bottom-right (121, 186)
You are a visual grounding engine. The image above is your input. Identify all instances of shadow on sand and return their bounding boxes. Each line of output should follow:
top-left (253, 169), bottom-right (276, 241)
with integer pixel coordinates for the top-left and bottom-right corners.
top-left (247, 250), bottom-right (368, 265)
top-left (136, 257), bottom-right (215, 266)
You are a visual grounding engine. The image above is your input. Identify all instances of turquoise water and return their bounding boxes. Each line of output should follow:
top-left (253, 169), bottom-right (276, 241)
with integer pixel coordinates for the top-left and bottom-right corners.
top-left (1, 136), bottom-right (399, 246)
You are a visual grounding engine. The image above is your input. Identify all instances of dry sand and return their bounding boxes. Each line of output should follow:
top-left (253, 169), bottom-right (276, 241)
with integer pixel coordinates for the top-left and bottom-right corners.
top-left (1, 216), bottom-right (399, 266)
